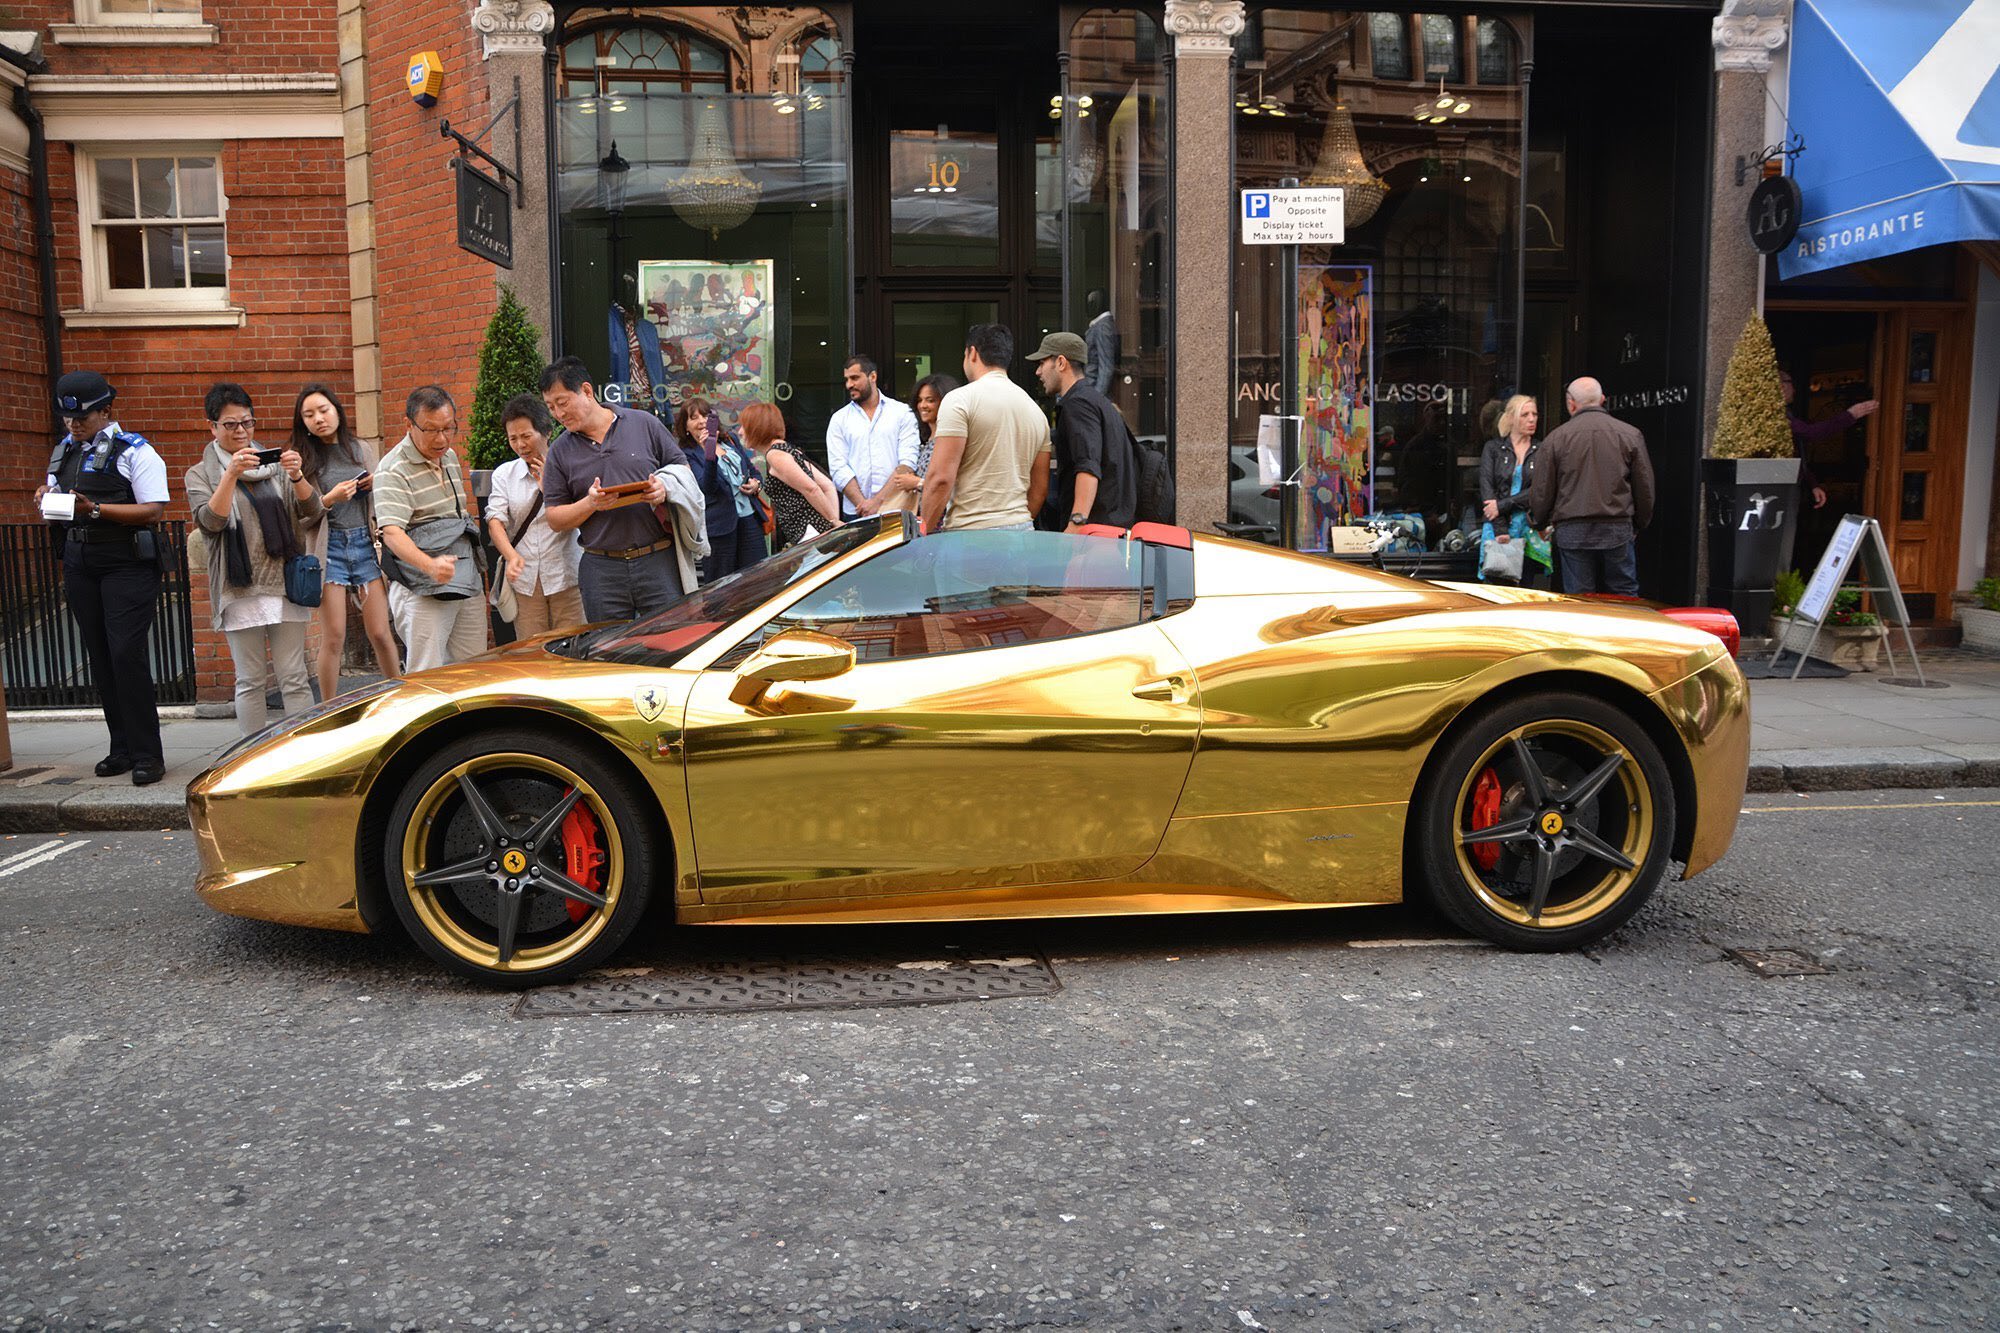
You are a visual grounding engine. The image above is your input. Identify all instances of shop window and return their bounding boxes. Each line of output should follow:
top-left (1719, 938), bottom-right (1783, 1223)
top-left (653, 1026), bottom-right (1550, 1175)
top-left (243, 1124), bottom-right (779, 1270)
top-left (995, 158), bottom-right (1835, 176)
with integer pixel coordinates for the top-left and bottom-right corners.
top-left (77, 148), bottom-right (230, 315)
top-left (1476, 18), bottom-right (1517, 84)
top-left (1232, 10), bottom-right (1522, 554)
top-left (1369, 14), bottom-right (1412, 80)
top-left (561, 24), bottom-right (734, 99)
top-left (1067, 9), bottom-right (1171, 438)
top-left (75, 0), bottom-right (202, 22)
top-left (1419, 14), bottom-right (1462, 82)
top-left (554, 7), bottom-right (848, 461)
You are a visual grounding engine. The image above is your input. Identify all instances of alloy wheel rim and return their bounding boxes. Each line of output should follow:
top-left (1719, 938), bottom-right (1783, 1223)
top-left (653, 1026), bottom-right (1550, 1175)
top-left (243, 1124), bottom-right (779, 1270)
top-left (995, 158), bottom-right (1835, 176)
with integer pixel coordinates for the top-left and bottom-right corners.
top-left (399, 753), bottom-right (624, 972)
top-left (1449, 719), bottom-right (1654, 929)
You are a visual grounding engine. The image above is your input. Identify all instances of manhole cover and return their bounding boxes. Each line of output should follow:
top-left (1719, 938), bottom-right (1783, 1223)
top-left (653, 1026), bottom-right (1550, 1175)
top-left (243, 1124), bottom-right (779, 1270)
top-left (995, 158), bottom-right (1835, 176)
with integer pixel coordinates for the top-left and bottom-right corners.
top-left (515, 951), bottom-right (1062, 1018)
top-left (1725, 947), bottom-right (1832, 978)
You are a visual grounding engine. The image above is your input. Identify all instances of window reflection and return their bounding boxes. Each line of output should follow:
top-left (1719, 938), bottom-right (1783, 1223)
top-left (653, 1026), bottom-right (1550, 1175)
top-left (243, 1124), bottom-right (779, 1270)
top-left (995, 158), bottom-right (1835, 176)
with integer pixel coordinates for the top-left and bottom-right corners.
top-left (1067, 11), bottom-right (1171, 439)
top-left (553, 9), bottom-right (849, 461)
top-left (1232, 10), bottom-right (1522, 553)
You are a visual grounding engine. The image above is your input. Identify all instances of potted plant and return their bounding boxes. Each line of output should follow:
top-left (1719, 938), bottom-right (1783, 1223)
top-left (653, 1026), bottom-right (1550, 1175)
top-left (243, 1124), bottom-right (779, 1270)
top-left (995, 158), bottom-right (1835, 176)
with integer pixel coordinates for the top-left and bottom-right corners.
top-left (1766, 567), bottom-right (1807, 640)
top-left (1773, 587), bottom-right (1886, 670)
top-left (1704, 313), bottom-right (1801, 628)
top-left (1962, 577), bottom-right (2000, 651)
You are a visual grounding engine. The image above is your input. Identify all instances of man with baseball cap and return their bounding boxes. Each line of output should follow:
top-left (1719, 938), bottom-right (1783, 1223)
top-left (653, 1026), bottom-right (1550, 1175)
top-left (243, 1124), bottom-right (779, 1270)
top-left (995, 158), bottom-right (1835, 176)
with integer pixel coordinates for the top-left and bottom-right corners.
top-left (1027, 330), bottom-right (1137, 531)
top-left (37, 370), bottom-right (170, 785)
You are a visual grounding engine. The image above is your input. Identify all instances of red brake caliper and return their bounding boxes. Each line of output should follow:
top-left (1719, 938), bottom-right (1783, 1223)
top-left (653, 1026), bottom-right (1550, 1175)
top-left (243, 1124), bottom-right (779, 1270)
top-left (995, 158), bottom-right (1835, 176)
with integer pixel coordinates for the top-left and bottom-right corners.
top-left (559, 796), bottom-right (606, 923)
top-left (1469, 767), bottom-right (1503, 871)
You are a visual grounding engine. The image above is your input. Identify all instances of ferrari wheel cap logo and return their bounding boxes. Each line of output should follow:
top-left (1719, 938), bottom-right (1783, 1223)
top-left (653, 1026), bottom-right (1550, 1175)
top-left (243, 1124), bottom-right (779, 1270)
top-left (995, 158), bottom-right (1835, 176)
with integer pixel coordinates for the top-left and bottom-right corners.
top-left (634, 685), bottom-right (668, 724)
top-left (501, 849), bottom-right (528, 875)
top-left (1540, 811), bottom-right (1565, 836)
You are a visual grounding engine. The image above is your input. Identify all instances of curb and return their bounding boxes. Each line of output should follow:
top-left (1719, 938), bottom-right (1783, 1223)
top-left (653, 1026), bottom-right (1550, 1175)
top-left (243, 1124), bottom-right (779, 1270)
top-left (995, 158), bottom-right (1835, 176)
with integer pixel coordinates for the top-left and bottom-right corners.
top-left (1747, 752), bottom-right (2000, 793)
top-left (0, 791), bottom-right (190, 834)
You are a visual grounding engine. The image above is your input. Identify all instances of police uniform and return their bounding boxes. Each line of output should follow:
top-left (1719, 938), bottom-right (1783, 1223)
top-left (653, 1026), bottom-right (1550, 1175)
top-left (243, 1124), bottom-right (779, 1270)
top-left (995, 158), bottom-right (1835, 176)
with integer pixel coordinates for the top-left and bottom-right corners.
top-left (47, 377), bottom-right (169, 781)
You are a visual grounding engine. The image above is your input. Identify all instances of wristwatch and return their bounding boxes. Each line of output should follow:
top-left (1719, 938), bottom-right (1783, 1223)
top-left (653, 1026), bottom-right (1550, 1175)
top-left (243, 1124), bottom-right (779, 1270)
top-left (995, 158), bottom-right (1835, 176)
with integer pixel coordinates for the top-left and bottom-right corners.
top-left (1069, 511), bottom-right (1087, 526)
top-left (86, 498), bottom-right (102, 520)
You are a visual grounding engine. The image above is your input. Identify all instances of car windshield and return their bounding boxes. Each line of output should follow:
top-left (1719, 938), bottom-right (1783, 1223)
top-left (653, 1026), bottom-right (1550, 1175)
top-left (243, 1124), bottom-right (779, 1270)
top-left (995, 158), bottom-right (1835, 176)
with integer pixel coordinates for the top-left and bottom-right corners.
top-left (567, 517), bottom-right (895, 667)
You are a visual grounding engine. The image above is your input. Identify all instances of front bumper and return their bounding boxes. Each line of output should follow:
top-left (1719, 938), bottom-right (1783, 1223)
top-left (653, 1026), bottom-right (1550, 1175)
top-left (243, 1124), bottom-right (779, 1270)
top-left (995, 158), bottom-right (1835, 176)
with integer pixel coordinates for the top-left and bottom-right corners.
top-left (1649, 652), bottom-right (1751, 879)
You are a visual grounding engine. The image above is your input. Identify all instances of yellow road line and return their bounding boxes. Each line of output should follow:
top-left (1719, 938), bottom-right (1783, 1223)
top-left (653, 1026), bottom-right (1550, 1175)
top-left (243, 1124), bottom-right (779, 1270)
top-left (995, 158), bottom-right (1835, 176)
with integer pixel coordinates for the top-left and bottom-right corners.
top-left (1741, 800), bottom-right (2000, 814)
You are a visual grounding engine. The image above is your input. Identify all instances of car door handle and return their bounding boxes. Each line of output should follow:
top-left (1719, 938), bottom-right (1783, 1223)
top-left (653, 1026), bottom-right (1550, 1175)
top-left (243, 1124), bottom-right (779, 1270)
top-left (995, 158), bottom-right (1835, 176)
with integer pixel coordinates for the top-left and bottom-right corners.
top-left (1132, 675), bottom-right (1189, 704)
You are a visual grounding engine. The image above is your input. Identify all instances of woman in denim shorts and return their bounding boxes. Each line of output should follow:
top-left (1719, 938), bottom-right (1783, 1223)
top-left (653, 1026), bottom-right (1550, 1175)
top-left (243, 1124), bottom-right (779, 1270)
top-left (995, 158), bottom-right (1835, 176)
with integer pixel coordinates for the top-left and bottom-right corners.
top-left (292, 384), bottom-right (401, 700)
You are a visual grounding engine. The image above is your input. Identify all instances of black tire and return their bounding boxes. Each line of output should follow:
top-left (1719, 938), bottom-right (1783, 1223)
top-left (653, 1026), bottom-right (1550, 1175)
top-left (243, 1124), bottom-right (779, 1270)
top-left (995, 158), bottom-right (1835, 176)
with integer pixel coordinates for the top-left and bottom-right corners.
top-left (382, 728), bottom-right (657, 986)
top-left (1411, 691), bottom-right (1676, 950)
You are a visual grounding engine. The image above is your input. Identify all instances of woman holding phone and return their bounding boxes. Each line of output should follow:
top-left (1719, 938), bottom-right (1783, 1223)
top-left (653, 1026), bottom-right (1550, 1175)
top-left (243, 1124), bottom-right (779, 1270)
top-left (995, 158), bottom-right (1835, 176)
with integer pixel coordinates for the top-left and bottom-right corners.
top-left (185, 383), bottom-right (325, 735)
top-left (676, 395), bottom-right (767, 581)
top-left (294, 383), bottom-right (400, 700)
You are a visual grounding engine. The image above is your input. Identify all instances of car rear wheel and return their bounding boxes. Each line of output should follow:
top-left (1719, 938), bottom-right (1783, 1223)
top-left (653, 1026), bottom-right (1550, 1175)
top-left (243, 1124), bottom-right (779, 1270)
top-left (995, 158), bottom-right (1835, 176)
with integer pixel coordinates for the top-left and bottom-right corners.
top-left (1413, 692), bottom-right (1675, 950)
top-left (383, 730), bottom-right (656, 985)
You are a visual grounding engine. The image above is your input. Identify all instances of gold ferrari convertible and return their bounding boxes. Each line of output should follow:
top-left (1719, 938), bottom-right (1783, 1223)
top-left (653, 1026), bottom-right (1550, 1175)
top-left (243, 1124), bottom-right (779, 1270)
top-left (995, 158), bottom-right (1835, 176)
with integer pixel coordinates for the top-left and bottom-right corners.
top-left (190, 515), bottom-right (1749, 985)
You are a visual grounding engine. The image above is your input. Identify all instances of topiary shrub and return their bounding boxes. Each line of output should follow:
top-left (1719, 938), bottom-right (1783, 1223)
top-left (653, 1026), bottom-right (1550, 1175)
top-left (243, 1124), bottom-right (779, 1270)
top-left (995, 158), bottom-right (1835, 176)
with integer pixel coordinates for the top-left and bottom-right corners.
top-left (467, 284), bottom-right (545, 472)
top-left (1711, 313), bottom-right (1794, 460)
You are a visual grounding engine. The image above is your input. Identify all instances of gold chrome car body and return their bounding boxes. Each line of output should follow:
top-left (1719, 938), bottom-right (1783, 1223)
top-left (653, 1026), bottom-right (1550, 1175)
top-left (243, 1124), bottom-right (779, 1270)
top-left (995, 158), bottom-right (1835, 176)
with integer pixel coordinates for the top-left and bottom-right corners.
top-left (189, 519), bottom-right (1749, 944)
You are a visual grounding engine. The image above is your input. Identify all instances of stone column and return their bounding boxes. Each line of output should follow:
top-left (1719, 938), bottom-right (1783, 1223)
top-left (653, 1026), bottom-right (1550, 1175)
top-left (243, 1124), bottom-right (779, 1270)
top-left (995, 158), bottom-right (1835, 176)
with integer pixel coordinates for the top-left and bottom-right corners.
top-left (1164, 0), bottom-right (1244, 535)
top-left (337, 0), bottom-right (382, 442)
top-left (1704, 0), bottom-right (1789, 445)
top-left (472, 0), bottom-right (556, 356)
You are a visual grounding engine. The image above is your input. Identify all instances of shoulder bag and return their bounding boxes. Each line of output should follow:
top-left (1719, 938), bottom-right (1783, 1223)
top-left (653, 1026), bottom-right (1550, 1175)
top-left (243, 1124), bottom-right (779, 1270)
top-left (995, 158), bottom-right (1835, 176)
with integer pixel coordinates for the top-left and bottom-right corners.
top-left (487, 484), bottom-right (544, 624)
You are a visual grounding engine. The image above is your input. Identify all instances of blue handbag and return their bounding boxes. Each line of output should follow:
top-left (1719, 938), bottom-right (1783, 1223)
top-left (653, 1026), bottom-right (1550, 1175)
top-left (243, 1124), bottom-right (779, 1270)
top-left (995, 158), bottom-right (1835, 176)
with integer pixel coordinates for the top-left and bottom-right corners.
top-left (285, 553), bottom-right (324, 607)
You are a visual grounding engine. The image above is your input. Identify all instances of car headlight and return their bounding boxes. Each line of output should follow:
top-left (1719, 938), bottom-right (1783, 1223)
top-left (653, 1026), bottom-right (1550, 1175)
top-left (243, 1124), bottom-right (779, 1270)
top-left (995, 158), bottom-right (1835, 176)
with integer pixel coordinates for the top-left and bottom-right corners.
top-left (214, 679), bottom-right (403, 766)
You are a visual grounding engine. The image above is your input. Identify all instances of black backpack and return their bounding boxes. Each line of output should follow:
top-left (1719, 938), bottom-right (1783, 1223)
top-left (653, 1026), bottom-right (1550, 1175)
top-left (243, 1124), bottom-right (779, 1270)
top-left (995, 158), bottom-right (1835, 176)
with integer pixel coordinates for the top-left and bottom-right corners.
top-left (1129, 429), bottom-right (1176, 525)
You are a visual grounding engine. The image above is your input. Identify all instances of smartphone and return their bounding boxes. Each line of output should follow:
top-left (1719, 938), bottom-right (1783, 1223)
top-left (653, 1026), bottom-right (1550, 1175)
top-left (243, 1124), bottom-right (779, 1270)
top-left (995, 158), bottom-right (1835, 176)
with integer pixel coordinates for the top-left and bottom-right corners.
top-left (254, 446), bottom-right (284, 465)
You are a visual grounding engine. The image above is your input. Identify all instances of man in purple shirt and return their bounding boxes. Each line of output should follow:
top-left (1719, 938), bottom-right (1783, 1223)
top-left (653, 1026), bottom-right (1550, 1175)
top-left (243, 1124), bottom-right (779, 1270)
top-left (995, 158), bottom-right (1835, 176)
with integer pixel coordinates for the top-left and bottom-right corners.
top-left (1780, 370), bottom-right (1878, 510)
top-left (538, 356), bottom-right (688, 622)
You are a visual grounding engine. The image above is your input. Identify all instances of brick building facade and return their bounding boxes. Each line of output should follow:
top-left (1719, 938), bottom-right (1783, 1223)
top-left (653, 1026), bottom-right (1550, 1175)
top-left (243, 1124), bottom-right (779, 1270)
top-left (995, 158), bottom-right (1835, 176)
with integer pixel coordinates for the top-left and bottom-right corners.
top-left (1, 1), bottom-right (513, 706)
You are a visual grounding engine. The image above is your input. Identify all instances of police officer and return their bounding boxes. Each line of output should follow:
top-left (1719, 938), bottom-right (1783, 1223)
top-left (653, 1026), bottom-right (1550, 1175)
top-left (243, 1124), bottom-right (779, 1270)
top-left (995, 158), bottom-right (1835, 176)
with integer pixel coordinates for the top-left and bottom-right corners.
top-left (36, 371), bottom-right (170, 785)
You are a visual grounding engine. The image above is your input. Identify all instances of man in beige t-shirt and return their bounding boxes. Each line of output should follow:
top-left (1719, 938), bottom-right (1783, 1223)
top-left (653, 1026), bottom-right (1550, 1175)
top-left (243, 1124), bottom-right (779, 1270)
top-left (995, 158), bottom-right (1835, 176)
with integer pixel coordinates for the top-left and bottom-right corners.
top-left (921, 323), bottom-right (1051, 533)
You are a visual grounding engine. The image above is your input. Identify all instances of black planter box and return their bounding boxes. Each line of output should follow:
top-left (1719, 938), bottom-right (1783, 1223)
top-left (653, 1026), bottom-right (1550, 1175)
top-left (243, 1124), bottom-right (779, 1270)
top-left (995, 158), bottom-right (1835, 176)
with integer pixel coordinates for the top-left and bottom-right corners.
top-left (1703, 456), bottom-right (1801, 625)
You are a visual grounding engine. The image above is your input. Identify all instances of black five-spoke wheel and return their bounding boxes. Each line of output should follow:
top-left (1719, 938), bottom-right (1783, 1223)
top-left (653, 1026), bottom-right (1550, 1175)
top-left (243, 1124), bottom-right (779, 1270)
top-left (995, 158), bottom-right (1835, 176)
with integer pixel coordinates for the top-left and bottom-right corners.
top-left (1414, 692), bottom-right (1675, 950)
top-left (384, 730), bottom-right (656, 985)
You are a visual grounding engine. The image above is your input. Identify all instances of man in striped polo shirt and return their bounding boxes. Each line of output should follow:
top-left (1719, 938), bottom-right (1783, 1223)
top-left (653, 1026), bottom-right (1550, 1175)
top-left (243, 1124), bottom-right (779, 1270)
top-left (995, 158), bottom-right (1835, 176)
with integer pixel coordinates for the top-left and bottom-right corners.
top-left (375, 385), bottom-right (487, 670)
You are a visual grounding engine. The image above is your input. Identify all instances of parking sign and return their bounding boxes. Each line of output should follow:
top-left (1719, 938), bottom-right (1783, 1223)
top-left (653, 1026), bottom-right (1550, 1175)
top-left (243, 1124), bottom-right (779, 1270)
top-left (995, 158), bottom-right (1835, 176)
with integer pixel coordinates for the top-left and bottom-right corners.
top-left (1240, 188), bottom-right (1344, 245)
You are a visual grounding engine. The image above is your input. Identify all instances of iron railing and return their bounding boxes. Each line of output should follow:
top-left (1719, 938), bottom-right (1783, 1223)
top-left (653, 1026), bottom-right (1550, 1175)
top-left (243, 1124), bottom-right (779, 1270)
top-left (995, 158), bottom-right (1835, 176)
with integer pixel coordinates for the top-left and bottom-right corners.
top-left (0, 522), bottom-right (199, 708)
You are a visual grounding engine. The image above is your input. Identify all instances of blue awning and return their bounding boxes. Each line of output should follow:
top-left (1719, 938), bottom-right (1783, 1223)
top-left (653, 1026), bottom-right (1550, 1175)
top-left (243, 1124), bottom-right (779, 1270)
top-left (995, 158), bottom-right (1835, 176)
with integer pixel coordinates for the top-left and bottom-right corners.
top-left (1780, 0), bottom-right (2000, 279)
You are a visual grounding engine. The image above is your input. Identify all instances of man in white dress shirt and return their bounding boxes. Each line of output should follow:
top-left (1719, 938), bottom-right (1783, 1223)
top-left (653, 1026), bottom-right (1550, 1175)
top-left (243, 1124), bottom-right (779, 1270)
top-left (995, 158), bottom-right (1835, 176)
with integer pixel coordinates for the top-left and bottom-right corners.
top-left (825, 355), bottom-right (919, 521)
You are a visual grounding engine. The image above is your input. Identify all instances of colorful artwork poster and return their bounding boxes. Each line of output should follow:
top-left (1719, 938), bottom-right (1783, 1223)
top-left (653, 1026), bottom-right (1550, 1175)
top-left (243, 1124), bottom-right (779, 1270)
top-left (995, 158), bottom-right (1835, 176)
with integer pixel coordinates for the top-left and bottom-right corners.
top-left (633, 258), bottom-right (775, 430)
top-left (1297, 265), bottom-right (1373, 548)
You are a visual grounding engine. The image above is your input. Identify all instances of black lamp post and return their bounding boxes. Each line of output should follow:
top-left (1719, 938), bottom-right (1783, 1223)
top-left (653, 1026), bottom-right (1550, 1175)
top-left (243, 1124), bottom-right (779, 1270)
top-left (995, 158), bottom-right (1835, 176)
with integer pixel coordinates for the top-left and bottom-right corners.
top-left (598, 140), bottom-right (630, 290)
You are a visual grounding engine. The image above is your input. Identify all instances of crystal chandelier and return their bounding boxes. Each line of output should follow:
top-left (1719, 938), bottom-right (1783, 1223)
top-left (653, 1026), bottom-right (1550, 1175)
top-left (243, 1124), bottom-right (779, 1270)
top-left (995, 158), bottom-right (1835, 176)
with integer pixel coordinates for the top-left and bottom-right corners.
top-left (1305, 100), bottom-right (1388, 229)
top-left (668, 102), bottom-right (762, 239)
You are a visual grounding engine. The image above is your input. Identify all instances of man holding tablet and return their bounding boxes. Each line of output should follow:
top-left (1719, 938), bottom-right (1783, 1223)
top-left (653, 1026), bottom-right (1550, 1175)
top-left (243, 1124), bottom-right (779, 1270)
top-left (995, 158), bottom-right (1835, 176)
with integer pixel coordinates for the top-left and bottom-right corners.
top-left (539, 356), bottom-right (690, 622)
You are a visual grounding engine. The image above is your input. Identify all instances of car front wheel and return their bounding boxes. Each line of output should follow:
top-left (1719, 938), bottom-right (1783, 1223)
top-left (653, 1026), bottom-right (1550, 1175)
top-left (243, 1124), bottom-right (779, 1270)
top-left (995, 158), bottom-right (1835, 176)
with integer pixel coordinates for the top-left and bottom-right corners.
top-left (383, 730), bottom-right (656, 985)
top-left (1413, 692), bottom-right (1676, 950)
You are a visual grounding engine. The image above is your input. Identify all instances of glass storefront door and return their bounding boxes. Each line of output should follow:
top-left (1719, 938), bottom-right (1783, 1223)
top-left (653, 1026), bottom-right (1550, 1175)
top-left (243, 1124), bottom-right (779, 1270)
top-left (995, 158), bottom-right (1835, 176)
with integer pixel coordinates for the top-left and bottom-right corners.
top-left (889, 299), bottom-right (998, 401)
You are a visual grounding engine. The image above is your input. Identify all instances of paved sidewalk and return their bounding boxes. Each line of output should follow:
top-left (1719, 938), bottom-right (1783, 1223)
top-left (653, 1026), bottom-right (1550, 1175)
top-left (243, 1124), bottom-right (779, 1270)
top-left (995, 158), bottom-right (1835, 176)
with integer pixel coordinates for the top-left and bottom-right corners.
top-left (3, 649), bottom-right (2000, 832)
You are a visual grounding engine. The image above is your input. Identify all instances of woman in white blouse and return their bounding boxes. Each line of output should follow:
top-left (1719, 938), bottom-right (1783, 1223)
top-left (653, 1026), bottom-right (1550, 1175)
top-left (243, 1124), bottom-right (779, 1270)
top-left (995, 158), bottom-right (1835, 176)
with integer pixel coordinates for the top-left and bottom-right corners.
top-left (486, 395), bottom-right (583, 637)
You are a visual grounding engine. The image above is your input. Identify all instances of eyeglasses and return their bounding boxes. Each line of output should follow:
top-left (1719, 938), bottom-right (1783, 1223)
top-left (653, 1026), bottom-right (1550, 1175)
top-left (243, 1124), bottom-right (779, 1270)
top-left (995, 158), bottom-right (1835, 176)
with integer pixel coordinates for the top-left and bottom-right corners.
top-left (215, 418), bottom-right (257, 432)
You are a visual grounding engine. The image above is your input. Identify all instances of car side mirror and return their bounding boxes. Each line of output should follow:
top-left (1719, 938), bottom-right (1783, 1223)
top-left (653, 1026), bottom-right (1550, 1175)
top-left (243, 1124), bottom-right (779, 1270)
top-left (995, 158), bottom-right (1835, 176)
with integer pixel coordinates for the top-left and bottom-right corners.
top-left (728, 629), bottom-right (856, 710)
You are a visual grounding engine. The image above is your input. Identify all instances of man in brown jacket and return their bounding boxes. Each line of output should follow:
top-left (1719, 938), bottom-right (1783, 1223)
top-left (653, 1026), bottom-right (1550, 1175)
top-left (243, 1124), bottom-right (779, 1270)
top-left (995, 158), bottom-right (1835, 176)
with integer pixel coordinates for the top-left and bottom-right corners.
top-left (1529, 376), bottom-right (1654, 595)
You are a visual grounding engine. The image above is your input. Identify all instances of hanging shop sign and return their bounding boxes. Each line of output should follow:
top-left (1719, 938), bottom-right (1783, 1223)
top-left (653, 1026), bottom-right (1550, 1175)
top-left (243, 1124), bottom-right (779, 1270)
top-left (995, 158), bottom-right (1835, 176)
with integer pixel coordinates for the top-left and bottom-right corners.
top-left (1747, 173), bottom-right (1803, 255)
top-left (454, 162), bottom-right (512, 268)
top-left (407, 51), bottom-right (444, 108)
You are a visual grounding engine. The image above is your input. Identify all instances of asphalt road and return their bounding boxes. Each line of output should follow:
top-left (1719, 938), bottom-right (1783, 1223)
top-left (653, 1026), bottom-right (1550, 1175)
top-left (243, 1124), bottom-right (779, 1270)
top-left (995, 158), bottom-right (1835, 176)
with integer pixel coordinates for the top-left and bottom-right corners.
top-left (2, 790), bottom-right (1996, 1332)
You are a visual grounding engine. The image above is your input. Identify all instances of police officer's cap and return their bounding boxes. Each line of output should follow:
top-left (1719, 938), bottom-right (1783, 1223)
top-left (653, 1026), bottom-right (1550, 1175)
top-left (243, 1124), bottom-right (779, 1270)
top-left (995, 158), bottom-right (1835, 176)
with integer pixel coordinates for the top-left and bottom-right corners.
top-left (55, 370), bottom-right (116, 416)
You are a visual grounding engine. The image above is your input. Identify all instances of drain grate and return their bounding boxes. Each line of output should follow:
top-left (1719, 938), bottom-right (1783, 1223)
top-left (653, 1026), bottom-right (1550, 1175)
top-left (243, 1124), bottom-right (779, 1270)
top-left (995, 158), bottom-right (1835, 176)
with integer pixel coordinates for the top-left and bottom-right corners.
top-left (1726, 947), bottom-right (1833, 978)
top-left (515, 951), bottom-right (1062, 1019)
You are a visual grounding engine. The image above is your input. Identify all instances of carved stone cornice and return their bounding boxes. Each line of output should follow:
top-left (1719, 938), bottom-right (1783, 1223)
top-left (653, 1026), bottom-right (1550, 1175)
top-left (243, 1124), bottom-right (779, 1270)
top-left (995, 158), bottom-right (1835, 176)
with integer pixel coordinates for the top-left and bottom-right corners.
top-left (472, 0), bottom-right (555, 59)
top-left (1164, 0), bottom-right (1245, 59)
top-left (1713, 0), bottom-right (1790, 74)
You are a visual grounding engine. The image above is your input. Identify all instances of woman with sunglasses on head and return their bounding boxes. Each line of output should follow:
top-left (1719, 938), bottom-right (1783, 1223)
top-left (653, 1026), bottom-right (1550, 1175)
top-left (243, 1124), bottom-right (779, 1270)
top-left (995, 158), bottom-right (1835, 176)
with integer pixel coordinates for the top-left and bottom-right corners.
top-left (294, 383), bottom-right (400, 701)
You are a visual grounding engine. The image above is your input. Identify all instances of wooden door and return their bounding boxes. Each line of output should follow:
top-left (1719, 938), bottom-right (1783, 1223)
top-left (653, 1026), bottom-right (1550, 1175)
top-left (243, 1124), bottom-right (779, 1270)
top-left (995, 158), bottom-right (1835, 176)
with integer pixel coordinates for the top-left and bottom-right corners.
top-left (1870, 308), bottom-right (1972, 621)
